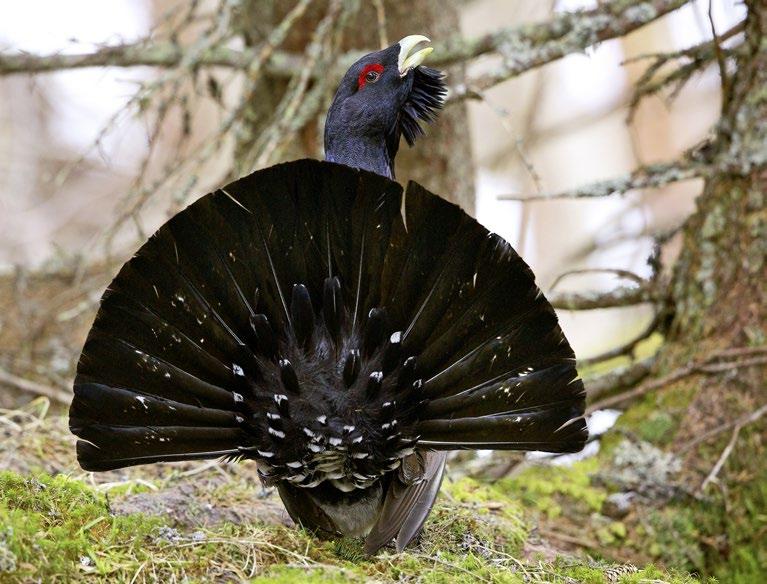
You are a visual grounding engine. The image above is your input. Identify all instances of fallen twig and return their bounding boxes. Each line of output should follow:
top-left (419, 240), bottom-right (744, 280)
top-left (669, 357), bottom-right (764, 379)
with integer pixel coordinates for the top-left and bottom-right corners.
top-left (679, 403), bottom-right (767, 456)
top-left (539, 528), bottom-right (599, 550)
top-left (0, 367), bottom-right (71, 405)
top-left (698, 424), bottom-right (741, 493)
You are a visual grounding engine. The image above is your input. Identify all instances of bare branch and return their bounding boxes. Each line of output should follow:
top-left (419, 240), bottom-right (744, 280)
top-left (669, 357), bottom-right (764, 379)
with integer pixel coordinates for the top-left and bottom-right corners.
top-left (498, 158), bottom-right (706, 202)
top-left (580, 313), bottom-right (662, 367)
top-left (698, 423), bottom-right (741, 493)
top-left (679, 403), bottom-right (767, 456)
top-left (623, 21), bottom-right (744, 66)
top-left (550, 280), bottom-right (662, 310)
top-left (585, 357), bottom-right (656, 402)
top-left (372, 0), bottom-right (389, 49)
top-left (0, 0), bottom-right (691, 106)
top-left (445, 0), bottom-right (692, 103)
top-left (550, 268), bottom-right (646, 291)
top-left (586, 347), bottom-right (767, 413)
top-left (707, 0), bottom-right (732, 105)
top-left (627, 20), bottom-right (744, 119)
top-left (246, 0), bottom-right (345, 170)
top-left (0, 41), bottom-right (254, 75)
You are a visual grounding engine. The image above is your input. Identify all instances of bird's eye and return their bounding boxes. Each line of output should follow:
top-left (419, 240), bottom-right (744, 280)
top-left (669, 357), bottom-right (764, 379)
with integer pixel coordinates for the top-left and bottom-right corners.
top-left (358, 63), bottom-right (384, 89)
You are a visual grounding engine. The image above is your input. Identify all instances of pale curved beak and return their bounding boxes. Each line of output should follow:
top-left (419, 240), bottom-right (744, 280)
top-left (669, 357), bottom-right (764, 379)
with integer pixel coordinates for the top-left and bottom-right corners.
top-left (397, 34), bottom-right (433, 76)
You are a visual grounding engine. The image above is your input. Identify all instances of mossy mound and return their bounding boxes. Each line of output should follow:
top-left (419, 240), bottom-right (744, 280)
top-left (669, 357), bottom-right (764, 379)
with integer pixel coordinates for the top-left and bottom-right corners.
top-left (0, 402), bottom-right (708, 583)
top-left (0, 468), bottom-right (701, 583)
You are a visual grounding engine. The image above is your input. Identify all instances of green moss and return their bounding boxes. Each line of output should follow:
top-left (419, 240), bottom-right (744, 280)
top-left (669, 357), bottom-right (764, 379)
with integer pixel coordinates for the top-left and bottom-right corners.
top-left (331, 537), bottom-right (367, 563)
top-left (621, 564), bottom-right (711, 583)
top-left (498, 458), bottom-right (606, 519)
top-left (638, 411), bottom-right (677, 444)
top-left (251, 565), bottom-right (360, 583)
top-left (598, 354), bottom-right (767, 583)
top-left (557, 560), bottom-right (711, 584)
top-left (0, 461), bottom-right (705, 583)
top-left (559, 564), bottom-right (609, 584)
top-left (438, 477), bottom-right (528, 551)
top-left (701, 425), bottom-right (767, 583)
top-left (415, 552), bottom-right (525, 584)
top-left (0, 470), bottom-right (531, 582)
top-left (98, 480), bottom-right (158, 497)
top-left (596, 521), bottom-right (627, 546)
top-left (580, 332), bottom-right (664, 380)
top-left (602, 381), bottom-right (696, 454)
top-left (0, 472), bottom-right (162, 582)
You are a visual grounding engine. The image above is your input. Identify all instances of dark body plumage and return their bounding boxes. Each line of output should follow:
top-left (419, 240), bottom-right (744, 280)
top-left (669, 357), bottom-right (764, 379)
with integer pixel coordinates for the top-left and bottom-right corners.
top-left (69, 37), bottom-right (587, 554)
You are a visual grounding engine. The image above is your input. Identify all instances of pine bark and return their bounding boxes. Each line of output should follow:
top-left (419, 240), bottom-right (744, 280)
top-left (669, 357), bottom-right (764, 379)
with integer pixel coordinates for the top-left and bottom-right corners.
top-left (668, 1), bottom-right (766, 355)
top-left (658, 1), bottom-right (766, 466)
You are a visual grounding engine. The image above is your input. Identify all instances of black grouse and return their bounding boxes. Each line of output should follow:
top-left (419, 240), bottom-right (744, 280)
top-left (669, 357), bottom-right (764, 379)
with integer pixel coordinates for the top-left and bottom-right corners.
top-left (69, 35), bottom-right (587, 554)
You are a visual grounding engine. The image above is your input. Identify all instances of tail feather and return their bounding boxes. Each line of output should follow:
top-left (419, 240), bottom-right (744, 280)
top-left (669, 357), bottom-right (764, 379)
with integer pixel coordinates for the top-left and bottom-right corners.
top-left (76, 434), bottom-right (243, 472)
top-left (421, 316), bottom-right (574, 398)
top-left (381, 183), bottom-right (469, 332)
top-left (78, 332), bottom-right (238, 409)
top-left (417, 280), bottom-right (546, 375)
top-left (70, 159), bottom-right (586, 484)
top-left (422, 363), bottom-right (578, 419)
top-left (96, 296), bottom-right (237, 382)
top-left (400, 220), bottom-right (483, 345)
top-left (109, 253), bottom-right (250, 364)
top-left (70, 383), bottom-right (243, 428)
top-left (417, 404), bottom-right (586, 453)
top-left (75, 425), bottom-right (246, 454)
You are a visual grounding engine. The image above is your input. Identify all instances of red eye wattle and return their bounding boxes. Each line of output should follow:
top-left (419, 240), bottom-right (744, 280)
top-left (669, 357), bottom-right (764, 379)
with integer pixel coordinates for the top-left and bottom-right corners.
top-left (358, 63), bottom-right (384, 89)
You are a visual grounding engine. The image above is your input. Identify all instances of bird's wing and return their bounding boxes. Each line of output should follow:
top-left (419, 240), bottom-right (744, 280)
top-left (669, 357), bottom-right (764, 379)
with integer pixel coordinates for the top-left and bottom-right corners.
top-left (277, 482), bottom-right (339, 537)
top-left (364, 449), bottom-right (447, 554)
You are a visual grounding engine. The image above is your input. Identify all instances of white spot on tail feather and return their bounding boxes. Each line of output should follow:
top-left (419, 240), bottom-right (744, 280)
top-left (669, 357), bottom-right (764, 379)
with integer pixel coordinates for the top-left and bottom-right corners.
top-left (268, 427), bottom-right (285, 438)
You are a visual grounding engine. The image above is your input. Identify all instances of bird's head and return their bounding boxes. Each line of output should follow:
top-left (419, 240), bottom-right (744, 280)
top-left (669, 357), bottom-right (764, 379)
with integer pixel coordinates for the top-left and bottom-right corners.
top-left (324, 35), bottom-right (447, 178)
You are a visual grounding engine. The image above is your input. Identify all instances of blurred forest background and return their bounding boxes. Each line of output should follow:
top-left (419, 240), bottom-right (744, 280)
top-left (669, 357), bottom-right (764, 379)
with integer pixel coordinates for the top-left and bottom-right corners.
top-left (0, 0), bottom-right (764, 582)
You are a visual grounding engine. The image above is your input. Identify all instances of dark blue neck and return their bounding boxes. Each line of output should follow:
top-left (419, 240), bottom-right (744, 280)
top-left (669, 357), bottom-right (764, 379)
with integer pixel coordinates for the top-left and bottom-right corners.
top-left (324, 135), bottom-right (394, 179)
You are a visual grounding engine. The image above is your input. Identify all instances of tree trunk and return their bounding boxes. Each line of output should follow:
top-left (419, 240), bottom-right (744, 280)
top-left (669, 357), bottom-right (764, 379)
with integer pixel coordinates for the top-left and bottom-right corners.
top-left (645, 2), bottom-right (766, 575)
top-left (668, 2), bottom-right (767, 352)
top-left (661, 0), bottom-right (767, 423)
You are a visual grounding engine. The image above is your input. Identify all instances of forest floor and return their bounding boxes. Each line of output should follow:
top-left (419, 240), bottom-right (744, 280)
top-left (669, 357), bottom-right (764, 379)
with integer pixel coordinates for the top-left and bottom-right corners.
top-left (0, 399), bottom-right (712, 584)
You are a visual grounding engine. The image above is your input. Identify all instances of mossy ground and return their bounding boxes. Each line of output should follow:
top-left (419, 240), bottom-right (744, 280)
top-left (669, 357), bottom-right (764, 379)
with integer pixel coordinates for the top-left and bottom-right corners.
top-left (0, 399), bottom-right (714, 583)
top-left (573, 376), bottom-right (766, 584)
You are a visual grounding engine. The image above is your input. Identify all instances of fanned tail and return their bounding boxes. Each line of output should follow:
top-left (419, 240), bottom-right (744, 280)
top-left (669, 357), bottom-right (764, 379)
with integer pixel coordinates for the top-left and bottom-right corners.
top-left (70, 159), bottom-right (586, 547)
